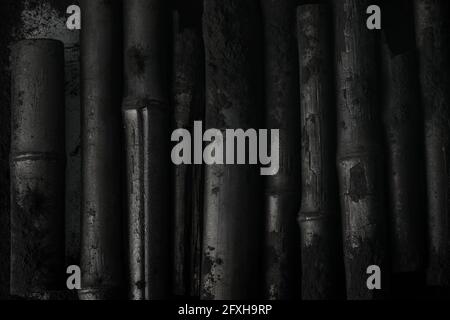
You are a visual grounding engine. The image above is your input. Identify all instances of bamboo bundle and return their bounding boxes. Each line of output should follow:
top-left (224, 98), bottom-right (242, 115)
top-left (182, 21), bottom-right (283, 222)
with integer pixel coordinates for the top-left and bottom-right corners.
top-left (123, 0), bottom-right (171, 299)
top-left (297, 4), bottom-right (342, 300)
top-left (413, 0), bottom-right (450, 286)
top-left (333, 0), bottom-right (388, 299)
top-left (10, 39), bottom-right (65, 299)
top-left (79, 0), bottom-right (123, 300)
top-left (172, 1), bottom-right (205, 298)
top-left (382, 1), bottom-right (424, 274)
top-left (201, 0), bottom-right (262, 299)
top-left (260, 0), bottom-right (301, 300)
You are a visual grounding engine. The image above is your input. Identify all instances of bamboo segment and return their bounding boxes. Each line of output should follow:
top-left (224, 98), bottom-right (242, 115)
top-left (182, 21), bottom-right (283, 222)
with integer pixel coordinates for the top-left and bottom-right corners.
top-left (333, 0), bottom-right (388, 299)
top-left (172, 3), bottom-right (205, 298)
top-left (382, 1), bottom-right (424, 274)
top-left (79, 0), bottom-right (123, 300)
top-left (261, 0), bottom-right (301, 300)
top-left (124, 0), bottom-right (171, 299)
top-left (201, 0), bottom-right (262, 299)
top-left (297, 4), bottom-right (342, 300)
top-left (413, 0), bottom-right (450, 286)
top-left (10, 39), bottom-right (65, 299)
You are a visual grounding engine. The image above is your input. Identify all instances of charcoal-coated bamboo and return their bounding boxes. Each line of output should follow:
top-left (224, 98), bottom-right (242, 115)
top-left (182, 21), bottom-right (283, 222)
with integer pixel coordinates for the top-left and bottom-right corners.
top-left (381, 2), bottom-right (424, 274)
top-left (201, 0), bottom-right (262, 299)
top-left (172, 3), bottom-right (205, 298)
top-left (123, 0), bottom-right (171, 299)
top-left (333, 0), bottom-right (388, 299)
top-left (413, 0), bottom-right (450, 286)
top-left (297, 4), bottom-right (342, 300)
top-left (80, 0), bottom-right (123, 300)
top-left (10, 39), bottom-right (65, 299)
top-left (260, 0), bottom-right (301, 300)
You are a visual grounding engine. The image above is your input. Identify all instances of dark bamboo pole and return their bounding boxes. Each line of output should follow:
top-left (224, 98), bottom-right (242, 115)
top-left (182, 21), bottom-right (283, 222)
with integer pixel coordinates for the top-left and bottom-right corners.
top-left (123, 0), bottom-right (171, 299)
top-left (172, 1), bottom-right (205, 298)
top-left (333, 0), bottom-right (388, 299)
top-left (297, 4), bottom-right (342, 300)
top-left (10, 39), bottom-right (65, 299)
top-left (381, 1), bottom-right (424, 274)
top-left (80, 0), bottom-right (123, 300)
top-left (201, 0), bottom-right (262, 299)
top-left (260, 0), bottom-right (301, 300)
top-left (413, 0), bottom-right (450, 286)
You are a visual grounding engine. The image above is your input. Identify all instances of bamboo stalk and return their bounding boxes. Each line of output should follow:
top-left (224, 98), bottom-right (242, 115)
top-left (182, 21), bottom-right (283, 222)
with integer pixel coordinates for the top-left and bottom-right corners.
top-left (123, 0), bottom-right (171, 299)
top-left (260, 0), bottom-right (301, 300)
top-left (381, 1), bottom-right (424, 274)
top-left (79, 0), bottom-right (124, 300)
top-left (172, 1), bottom-right (205, 298)
top-left (201, 0), bottom-right (262, 299)
top-left (413, 0), bottom-right (450, 286)
top-left (333, 0), bottom-right (388, 299)
top-left (297, 4), bottom-right (342, 300)
top-left (10, 39), bottom-right (65, 299)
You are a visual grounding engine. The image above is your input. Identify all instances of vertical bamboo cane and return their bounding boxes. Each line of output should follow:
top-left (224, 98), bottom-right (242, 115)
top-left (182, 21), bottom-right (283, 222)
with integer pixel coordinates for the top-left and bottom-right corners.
top-left (413, 0), bottom-right (450, 286)
top-left (333, 0), bottom-right (388, 299)
top-left (10, 39), bottom-right (65, 299)
top-left (123, 0), bottom-right (171, 299)
top-left (297, 4), bottom-right (342, 300)
top-left (201, 0), bottom-right (262, 299)
top-left (260, 0), bottom-right (301, 300)
top-left (172, 1), bottom-right (205, 298)
top-left (80, 0), bottom-right (124, 300)
top-left (382, 0), bottom-right (424, 274)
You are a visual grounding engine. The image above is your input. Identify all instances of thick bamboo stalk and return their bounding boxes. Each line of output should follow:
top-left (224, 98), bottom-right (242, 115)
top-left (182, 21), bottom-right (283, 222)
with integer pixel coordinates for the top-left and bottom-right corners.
top-left (413, 0), bottom-right (450, 286)
top-left (172, 2), bottom-right (205, 298)
top-left (123, 0), bottom-right (171, 299)
top-left (260, 0), bottom-right (301, 300)
top-left (381, 1), bottom-right (424, 274)
top-left (333, 0), bottom-right (388, 299)
top-left (79, 0), bottom-right (123, 300)
top-left (10, 39), bottom-right (65, 299)
top-left (297, 4), bottom-right (342, 300)
top-left (201, 0), bottom-right (262, 299)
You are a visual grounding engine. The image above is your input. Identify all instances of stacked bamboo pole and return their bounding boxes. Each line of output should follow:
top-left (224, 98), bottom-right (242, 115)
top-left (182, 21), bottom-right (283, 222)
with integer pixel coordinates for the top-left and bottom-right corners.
top-left (123, 0), bottom-right (171, 299)
top-left (201, 0), bottom-right (263, 299)
top-left (10, 39), bottom-right (65, 299)
top-left (260, 0), bottom-right (301, 300)
top-left (382, 0), bottom-right (424, 274)
top-left (333, 0), bottom-right (388, 299)
top-left (414, 0), bottom-right (450, 286)
top-left (79, 0), bottom-right (124, 300)
top-left (297, 4), bottom-right (342, 300)
top-left (172, 0), bottom-right (205, 298)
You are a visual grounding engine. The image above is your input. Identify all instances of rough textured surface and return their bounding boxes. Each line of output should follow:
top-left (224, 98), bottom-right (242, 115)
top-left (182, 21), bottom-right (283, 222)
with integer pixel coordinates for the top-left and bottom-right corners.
top-left (414, 0), bottom-right (450, 286)
top-left (201, 0), bottom-right (263, 299)
top-left (333, 0), bottom-right (389, 299)
top-left (297, 4), bottom-right (343, 300)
